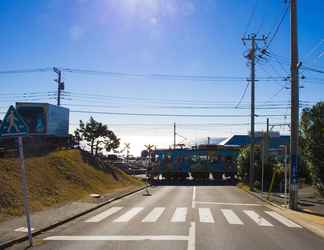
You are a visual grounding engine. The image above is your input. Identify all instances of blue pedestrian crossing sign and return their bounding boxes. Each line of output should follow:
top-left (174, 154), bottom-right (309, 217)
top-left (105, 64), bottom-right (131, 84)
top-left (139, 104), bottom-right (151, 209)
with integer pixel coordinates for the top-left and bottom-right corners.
top-left (0, 105), bottom-right (29, 136)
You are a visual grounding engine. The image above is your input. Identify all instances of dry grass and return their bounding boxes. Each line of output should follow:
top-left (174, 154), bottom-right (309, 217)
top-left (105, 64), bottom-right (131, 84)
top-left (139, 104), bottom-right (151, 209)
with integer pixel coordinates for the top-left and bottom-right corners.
top-left (237, 182), bottom-right (251, 192)
top-left (0, 149), bottom-right (143, 222)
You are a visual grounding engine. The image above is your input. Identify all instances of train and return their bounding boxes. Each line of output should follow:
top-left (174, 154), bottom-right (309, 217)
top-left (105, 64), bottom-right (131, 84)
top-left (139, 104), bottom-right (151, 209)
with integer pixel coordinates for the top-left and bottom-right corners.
top-left (149, 145), bottom-right (240, 181)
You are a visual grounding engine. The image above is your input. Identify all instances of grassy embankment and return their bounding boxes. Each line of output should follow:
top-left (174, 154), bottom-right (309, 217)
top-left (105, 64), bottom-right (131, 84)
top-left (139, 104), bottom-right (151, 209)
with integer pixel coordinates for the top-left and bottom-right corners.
top-left (0, 149), bottom-right (143, 222)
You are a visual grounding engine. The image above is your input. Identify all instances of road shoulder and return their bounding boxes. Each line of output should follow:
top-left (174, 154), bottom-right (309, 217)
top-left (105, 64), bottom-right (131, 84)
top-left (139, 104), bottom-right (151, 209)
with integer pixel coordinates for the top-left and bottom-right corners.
top-left (239, 186), bottom-right (324, 239)
top-left (0, 185), bottom-right (146, 249)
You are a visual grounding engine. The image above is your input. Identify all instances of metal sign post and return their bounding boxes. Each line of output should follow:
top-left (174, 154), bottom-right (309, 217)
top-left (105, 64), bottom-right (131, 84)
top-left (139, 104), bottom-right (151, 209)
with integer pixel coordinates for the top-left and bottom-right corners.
top-left (18, 136), bottom-right (33, 246)
top-left (0, 105), bottom-right (32, 246)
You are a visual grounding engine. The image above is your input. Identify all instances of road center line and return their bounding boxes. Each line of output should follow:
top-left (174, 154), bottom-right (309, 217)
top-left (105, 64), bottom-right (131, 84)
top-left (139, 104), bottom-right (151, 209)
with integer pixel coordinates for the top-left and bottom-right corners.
top-left (192, 186), bottom-right (196, 208)
top-left (195, 201), bottom-right (263, 206)
top-left (188, 222), bottom-right (196, 250)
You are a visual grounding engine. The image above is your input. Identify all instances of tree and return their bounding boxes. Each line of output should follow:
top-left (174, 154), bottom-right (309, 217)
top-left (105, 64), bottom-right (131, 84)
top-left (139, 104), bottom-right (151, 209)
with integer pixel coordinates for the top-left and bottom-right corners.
top-left (237, 146), bottom-right (281, 190)
top-left (75, 117), bottom-right (120, 156)
top-left (301, 102), bottom-right (324, 193)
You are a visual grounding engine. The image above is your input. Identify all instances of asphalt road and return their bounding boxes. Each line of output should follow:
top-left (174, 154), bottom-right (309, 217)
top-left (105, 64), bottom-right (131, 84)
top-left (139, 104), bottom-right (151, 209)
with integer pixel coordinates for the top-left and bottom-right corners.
top-left (11, 183), bottom-right (324, 250)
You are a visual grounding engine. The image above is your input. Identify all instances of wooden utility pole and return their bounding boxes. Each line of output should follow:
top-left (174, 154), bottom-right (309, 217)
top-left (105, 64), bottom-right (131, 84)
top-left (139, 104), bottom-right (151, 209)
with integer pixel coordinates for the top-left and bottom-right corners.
top-left (173, 122), bottom-right (176, 149)
top-left (53, 67), bottom-right (64, 106)
top-left (290, 0), bottom-right (299, 210)
top-left (242, 34), bottom-right (267, 189)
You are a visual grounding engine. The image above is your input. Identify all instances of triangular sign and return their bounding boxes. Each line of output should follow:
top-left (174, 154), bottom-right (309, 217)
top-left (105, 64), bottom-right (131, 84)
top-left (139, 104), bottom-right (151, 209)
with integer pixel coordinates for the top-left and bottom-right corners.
top-left (0, 105), bottom-right (29, 136)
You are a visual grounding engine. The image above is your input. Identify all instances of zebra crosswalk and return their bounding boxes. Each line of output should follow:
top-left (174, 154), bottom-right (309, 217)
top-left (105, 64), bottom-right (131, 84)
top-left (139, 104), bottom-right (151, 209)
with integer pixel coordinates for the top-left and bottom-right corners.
top-left (142, 207), bottom-right (166, 222)
top-left (221, 209), bottom-right (244, 225)
top-left (85, 206), bottom-right (302, 229)
top-left (171, 208), bottom-right (188, 222)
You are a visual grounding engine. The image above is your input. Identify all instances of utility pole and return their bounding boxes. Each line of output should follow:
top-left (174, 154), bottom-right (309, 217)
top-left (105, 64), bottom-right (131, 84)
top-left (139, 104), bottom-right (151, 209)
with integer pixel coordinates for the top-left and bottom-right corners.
top-left (284, 144), bottom-right (288, 205)
top-left (207, 137), bottom-right (210, 145)
top-left (53, 67), bottom-right (64, 106)
top-left (242, 34), bottom-right (267, 189)
top-left (173, 122), bottom-right (176, 150)
top-left (144, 144), bottom-right (154, 196)
top-left (124, 143), bottom-right (130, 163)
top-left (265, 118), bottom-right (269, 164)
top-left (261, 118), bottom-right (269, 193)
top-left (290, 0), bottom-right (299, 210)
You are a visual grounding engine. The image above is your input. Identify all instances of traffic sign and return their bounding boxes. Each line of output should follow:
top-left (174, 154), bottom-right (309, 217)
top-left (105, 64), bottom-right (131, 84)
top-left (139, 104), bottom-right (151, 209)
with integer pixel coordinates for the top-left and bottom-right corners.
top-left (0, 105), bottom-right (29, 136)
top-left (0, 105), bottom-right (32, 245)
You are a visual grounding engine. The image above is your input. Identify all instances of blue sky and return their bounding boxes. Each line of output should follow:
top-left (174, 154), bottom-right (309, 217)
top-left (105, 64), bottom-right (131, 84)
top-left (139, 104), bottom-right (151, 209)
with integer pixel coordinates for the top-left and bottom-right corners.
top-left (1, 0), bottom-right (324, 155)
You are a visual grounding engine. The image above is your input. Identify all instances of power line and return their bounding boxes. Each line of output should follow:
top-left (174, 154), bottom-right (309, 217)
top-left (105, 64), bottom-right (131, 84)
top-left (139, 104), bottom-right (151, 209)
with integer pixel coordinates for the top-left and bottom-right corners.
top-left (64, 91), bottom-right (299, 105)
top-left (303, 39), bottom-right (324, 60)
top-left (243, 0), bottom-right (259, 37)
top-left (266, 4), bottom-right (289, 49)
top-left (62, 68), bottom-right (287, 82)
top-left (0, 66), bottom-right (288, 81)
top-left (302, 65), bottom-right (324, 74)
top-left (63, 103), bottom-right (293, 110)
top-left (0, 67), bottom-right (52, 74)
top-left (263, 85), bottom-right (289, 104)
top-left (235, 82), bottom-right (250, 108)
top-left (70, 110), bottom-right (290, 118)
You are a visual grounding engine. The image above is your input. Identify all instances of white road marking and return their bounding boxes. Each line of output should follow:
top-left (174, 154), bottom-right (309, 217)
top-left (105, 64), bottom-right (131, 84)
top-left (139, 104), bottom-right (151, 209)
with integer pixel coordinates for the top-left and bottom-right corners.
top-left (114, 207), bottom-right (144, 222)
top-left (45, 221), bottom-right (197, 250)
top-left (85, 207), bottom-right (123, 223)
top-left (188, 222), bottom-right (196, 250)
top-left (198, 208), bottom-right (215, 223)
top-left (192, 187), bottom-right (196, 208)
top-left (44, 235), bottom-right (189, 241)
top-left (142, 207), bottom-right (165, 222)
top-left (221, 209), bottom-right (244, 225)
top-left (195, 201), bottom-right (263, 206)
top-left (244, 210), bottom-right (273, 227)
top-left (171, 207), bottom-right (187, 222)
top-left (265, 211), bottom-right (302, 228)
top-left (14, 227), bottom-right (34, 232)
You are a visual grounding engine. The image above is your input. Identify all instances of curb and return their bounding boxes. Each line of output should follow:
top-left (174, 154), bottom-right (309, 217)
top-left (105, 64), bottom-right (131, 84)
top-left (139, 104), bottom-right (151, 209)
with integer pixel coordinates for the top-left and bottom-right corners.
top-left (239, 186), bottom-right (324, 239)
top-left (243, 189), bottom-right (284, 209)
top-left (243, 188), bottom-right (324, 218)
top-left (298, 208), bottom-right (324, 218)
top-left (0, 185), bottom-right (148, 249)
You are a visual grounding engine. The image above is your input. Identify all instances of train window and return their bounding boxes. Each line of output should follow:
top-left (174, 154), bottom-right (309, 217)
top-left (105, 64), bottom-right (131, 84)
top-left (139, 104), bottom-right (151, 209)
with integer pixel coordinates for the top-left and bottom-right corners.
top-left (200, 155), bottom-right (207, 160)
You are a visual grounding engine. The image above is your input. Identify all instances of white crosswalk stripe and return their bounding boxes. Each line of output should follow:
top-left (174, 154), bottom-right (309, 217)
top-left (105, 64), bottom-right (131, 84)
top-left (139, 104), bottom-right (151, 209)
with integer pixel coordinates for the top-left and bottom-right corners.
top-left (114, 207), bottom-right (144, 222)
top-left (85, 207), bottom-right (123, 223)
top-left (142, 207), bottom-right (166, 222)
top-left (244, 210), bottom-right (273, 227)
top-left (221, 209), bottom-right (244, 225)
top-left (265, 211), bottom-right (302, 228)
top-left (171, 208), bottom-right (187, 222)
top-left (84, 206), bottom-right (302, 229)
top-left (199, 208), bottom-right (215, 223)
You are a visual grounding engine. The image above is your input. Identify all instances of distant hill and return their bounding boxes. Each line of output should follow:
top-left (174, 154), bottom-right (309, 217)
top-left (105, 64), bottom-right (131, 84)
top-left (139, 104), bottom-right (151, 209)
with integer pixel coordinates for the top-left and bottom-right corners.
top-left (0, 149), bottom-right (143, 222)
